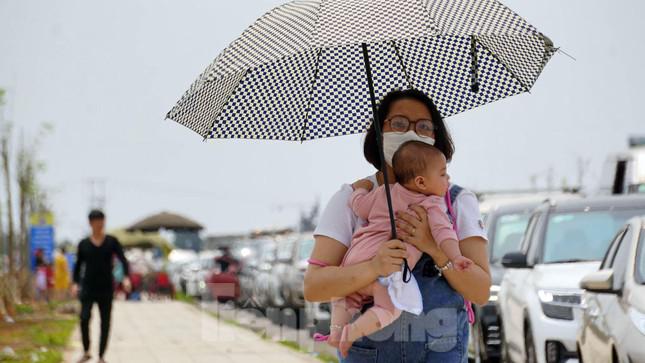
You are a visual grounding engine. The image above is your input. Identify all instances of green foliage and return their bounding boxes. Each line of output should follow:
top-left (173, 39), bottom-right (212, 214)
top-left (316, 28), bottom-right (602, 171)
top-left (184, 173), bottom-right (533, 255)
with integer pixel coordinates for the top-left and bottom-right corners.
top-left (15, 304), bottom-right (34, 315)
top-left (28, 319), bottom-right (76, 347)
top-left (0, 302), bottom-right (77, 363)
top-left (174, 291), bottom-right (195, 304)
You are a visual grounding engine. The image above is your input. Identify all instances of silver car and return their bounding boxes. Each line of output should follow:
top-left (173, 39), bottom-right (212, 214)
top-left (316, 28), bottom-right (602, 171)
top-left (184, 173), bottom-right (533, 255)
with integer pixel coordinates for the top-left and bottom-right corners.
top-left (279, 234), bottom-right (314, 309)
top-left (577, 216), bottom-right (645, 363)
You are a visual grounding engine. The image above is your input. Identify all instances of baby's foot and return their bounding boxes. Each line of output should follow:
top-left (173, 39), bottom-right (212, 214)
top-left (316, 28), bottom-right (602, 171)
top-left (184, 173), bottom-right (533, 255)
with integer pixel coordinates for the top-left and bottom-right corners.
top-left (453, 256), bottom-right (474, 271)
top-left (338, 324), bottom-right (355, 358)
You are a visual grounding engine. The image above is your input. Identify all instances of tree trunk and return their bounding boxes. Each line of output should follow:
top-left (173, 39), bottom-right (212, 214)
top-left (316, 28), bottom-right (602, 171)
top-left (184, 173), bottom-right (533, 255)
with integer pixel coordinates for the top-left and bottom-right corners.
top-left (17, 150), bottom-right (33, 301)
top-left (1, 137), bottom-right (15, 276)
top-left (1, 132), bottom-right (18, 308)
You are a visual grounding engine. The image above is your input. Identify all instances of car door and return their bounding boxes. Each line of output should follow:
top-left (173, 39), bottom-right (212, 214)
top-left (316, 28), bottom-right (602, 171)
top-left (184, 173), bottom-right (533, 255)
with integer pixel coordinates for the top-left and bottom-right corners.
top-left (608, 223), bottom-right (639, 363)
top-left (501, 212), bottom-right (541, 361)
top-left (582, 226), bottom-right (631, 363)
top-left (625, 223), bottom-right (645, 363)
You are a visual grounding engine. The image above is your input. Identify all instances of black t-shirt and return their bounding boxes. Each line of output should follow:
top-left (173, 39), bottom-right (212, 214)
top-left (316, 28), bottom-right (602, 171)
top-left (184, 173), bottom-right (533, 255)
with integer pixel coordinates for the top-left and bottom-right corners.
top-left (73, 235), bottom-right (129, 295)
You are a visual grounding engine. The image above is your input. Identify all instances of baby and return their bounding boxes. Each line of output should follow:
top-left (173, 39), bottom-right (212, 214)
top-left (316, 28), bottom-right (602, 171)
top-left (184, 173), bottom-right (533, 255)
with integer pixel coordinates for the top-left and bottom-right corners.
top-left (329, 140), bottom-right (473, 357)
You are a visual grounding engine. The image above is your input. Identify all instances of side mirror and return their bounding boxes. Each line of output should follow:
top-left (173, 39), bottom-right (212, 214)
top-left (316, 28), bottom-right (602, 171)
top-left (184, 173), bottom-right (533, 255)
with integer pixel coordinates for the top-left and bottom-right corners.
top-left (580, 270), bottom-right (617, 293)
top-left (501, 251), bottom-right (530, 268)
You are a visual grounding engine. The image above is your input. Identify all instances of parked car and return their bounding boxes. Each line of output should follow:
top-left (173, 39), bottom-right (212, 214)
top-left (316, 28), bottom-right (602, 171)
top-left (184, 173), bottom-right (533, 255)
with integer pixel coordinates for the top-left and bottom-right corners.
top-left (576, 215), bottom-right (645, 363)
top-left (251, 238), bottom-right (278, 309)
top-left (498, 195), bottom-right (645, 363)
top-left (167, 249), bottom-right (198, 293)
top-left (180, 250), bottom-right (220, 298)
top-left (598, 136), bottom-right (645, 195)
top-left (469, 201), bottom-right (542, 363)
top-left (281, 234), bottom-right (315, 309)
top-left (234, 239), bottom-right (264, 306)
top-left (262, 234), bottom-right (298, 308)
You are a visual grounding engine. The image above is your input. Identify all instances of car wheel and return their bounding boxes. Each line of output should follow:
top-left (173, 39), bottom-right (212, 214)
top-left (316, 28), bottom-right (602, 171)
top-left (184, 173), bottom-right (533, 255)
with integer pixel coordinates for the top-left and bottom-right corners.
top-left (524, 321), bottom-right (537, 363)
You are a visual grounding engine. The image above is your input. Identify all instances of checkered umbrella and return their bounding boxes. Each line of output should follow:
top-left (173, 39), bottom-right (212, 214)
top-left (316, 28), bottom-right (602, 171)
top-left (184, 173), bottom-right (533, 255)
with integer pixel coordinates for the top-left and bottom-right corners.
top-left (166, 0), bottom-right (556, 272)
top-left (167, 0), bottom-right (555, 141)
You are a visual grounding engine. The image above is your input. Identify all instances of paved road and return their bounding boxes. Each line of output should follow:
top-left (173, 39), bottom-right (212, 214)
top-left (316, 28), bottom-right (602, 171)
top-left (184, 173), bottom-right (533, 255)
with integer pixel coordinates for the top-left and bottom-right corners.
top-left (65, 300), bottom-right (321, 363)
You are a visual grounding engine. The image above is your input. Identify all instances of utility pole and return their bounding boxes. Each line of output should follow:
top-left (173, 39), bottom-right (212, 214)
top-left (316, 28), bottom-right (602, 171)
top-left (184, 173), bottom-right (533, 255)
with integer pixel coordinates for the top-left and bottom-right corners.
top-left (577, 157), bottom-right (591, 190)
top-left (87, 178), bottom-right (106, 212)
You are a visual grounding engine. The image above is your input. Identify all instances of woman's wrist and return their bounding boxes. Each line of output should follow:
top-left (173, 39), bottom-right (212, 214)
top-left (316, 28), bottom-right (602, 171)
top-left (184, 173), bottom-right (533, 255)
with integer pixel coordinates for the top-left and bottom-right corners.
top-left (366, 257), bottom-right (382, 279)
top-left (424, 244), bottom-right (450, 266)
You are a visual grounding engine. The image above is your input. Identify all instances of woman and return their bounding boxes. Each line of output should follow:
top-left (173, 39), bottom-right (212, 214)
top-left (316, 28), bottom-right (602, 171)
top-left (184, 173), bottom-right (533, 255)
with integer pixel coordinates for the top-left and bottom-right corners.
top-left (304, 89), bottom-right (491, 362)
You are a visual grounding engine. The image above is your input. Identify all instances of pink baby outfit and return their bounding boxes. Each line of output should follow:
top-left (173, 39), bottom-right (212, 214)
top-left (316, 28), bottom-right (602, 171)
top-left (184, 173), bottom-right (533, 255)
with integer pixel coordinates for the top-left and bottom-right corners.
top-left (336, 183), bottom-right (458, 327)
top-left (344, 183), bottom-right (457, 267)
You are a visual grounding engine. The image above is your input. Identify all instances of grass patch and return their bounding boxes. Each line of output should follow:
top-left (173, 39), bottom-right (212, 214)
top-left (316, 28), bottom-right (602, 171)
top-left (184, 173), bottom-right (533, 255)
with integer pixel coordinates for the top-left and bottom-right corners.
top-left (174, 291), bottom-right (194, 304)
top-left (316, 352), bottom-right (339, 363)
top-left (15, 304), bottom-right (34, 315)
top-left (0, 303), bottom-right (77, 363)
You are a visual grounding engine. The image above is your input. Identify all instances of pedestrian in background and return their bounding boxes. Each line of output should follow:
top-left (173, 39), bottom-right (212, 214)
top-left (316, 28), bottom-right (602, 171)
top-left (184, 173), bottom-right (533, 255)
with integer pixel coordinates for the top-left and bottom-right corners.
top-left (34, 251), bottom-right (49, 302)
top-left (72, 210), bottom-right (130, 363)
top-left (53, 246), bottom-right (70, 300)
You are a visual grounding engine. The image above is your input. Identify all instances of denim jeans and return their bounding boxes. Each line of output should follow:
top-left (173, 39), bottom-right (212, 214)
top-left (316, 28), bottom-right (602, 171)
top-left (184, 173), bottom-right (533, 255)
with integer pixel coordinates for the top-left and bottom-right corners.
top-left (341, 253), bottom-right (468, 363)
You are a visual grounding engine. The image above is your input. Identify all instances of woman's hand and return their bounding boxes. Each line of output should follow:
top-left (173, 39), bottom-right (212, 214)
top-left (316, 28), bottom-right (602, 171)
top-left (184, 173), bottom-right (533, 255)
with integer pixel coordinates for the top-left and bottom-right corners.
top-left (369, 239), bottom-right (408, 277)
top-left (396, 205), bottom-right (440, 256)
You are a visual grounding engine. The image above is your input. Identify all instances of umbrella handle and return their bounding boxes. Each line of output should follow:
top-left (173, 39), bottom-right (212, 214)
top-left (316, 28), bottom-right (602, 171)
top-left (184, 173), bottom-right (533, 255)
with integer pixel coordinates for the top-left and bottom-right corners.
top-left (361, 43), bottom-right (412, 283)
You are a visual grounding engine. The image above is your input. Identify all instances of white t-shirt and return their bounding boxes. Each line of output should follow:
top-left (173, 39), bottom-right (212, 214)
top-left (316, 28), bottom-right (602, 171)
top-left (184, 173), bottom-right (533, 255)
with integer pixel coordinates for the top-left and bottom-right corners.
top-left (314, 174), bottom-right (488, 247)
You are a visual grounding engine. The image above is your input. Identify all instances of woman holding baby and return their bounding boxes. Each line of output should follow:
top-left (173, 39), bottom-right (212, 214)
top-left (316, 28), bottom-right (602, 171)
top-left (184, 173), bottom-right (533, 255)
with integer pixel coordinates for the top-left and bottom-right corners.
top-left (304, 89), bottom-right (491, 362)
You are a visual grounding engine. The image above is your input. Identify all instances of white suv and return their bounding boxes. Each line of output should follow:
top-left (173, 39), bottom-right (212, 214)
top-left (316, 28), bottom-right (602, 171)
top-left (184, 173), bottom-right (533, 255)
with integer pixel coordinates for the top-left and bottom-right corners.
top-left (498, 196), bottom-right (645, 363)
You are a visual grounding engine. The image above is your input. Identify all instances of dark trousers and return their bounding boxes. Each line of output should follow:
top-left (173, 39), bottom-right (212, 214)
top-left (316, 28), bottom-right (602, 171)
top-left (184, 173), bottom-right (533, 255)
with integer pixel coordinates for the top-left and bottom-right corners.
top-left (79, 292), bottom-right (113, 358)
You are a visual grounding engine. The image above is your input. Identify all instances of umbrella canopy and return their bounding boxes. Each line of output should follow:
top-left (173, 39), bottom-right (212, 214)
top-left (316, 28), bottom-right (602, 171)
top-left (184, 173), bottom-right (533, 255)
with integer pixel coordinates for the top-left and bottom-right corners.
top-left (127, 211), bottom-right (203, 232)
top-left (167, 0), bottom-right (555, 141)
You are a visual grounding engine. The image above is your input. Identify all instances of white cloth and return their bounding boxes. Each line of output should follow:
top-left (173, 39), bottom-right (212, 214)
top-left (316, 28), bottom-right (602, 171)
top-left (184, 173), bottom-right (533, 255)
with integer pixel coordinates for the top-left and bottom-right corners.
top-left (379, 271), bottom-right (423, 315)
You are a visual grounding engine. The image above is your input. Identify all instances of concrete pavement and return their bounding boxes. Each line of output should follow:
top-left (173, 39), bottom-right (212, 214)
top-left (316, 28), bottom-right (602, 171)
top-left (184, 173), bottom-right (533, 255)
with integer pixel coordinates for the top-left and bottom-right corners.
top-left (64, 300), bottom-right (322, 363)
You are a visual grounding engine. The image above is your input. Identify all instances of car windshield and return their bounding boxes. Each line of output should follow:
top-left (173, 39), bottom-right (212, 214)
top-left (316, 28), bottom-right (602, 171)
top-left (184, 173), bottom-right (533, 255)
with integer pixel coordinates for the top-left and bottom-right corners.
top-left (491, 213), bottom-right (531, 263)
top-left (637, 228), bottom-right (645, 284)
top-left (298, 238), bottom-right (314, 261)
top-left (542, 208), bottom-right (645, 264)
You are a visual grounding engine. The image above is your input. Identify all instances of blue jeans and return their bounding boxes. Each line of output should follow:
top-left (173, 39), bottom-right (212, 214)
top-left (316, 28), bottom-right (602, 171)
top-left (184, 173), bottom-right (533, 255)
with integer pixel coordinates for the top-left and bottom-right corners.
top-left (341, 253), bottom-right (469, 363)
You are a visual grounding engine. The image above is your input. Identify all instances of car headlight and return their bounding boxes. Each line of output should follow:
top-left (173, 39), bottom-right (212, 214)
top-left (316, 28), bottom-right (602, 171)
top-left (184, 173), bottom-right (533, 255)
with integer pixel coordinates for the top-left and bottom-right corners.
top-left (537, 289), bottom-right (582, 320)
top-left (629, 308), bottom-right (645, 335)
top-left (489, 284), bottom-right (500, 302)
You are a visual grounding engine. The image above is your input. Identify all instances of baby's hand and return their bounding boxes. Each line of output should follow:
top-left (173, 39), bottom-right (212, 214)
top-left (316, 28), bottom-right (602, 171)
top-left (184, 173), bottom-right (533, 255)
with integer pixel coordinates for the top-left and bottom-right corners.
top-left (352, 179), bottom-right (374, 191)
top-left (453, 256), bottom-right (474, 271)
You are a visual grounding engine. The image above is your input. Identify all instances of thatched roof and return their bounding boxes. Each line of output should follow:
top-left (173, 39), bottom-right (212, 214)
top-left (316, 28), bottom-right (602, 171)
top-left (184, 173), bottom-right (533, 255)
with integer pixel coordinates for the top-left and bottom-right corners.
top-left (127, 211), bottom-right (203, 232)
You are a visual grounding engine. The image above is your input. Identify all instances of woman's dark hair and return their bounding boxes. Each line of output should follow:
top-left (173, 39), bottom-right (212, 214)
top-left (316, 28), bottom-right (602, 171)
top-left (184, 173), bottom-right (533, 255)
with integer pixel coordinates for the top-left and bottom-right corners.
top-left (363, 89), bottom-right (454, 170)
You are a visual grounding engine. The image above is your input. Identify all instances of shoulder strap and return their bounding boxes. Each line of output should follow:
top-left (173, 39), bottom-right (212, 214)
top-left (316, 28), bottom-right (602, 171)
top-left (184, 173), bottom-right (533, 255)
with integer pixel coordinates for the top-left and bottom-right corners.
top-left (445, 184), bottom-right (463, 219)
top-left (449, 184), bottom-right (464, 206)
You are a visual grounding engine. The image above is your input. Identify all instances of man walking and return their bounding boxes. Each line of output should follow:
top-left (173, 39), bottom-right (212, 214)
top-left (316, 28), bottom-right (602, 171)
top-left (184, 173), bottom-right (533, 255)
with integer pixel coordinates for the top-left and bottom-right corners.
top-left (72, 210), bottom-right (130, 363)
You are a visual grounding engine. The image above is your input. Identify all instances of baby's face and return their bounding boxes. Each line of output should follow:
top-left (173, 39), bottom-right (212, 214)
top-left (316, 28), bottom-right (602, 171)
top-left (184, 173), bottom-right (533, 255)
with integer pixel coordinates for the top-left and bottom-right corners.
top-left (419, 154), bottom-right (450, 196)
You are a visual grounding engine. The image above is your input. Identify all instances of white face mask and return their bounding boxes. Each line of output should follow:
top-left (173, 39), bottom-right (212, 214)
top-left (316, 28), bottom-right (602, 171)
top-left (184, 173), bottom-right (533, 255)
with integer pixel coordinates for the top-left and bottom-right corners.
top-left (382, 131), bottom-right (435, 167)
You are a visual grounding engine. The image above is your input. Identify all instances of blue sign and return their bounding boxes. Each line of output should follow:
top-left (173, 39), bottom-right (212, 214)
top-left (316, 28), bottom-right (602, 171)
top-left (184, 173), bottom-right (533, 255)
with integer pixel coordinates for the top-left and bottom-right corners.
top-left (30, 226), bottom-right (55, 270)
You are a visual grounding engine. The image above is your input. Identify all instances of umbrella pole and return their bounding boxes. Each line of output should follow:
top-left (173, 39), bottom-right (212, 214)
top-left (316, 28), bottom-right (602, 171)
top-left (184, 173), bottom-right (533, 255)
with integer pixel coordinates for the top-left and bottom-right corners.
top-left (361, 43), bottom-right (411, 282)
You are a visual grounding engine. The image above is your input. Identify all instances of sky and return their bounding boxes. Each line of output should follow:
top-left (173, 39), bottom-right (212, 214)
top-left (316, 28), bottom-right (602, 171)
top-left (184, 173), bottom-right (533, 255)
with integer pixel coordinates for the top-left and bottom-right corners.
top-left (1, 0), bottom-right (643, 242)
